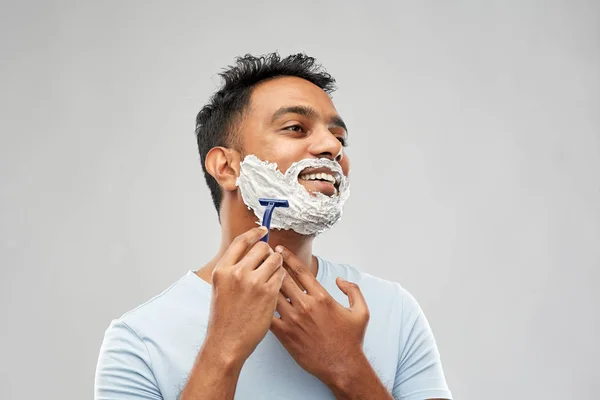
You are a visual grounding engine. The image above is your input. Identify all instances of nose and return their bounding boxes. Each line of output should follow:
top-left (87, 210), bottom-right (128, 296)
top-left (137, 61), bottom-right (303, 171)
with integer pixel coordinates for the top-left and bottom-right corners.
top-left (307, 127), bottom-right (344, 162)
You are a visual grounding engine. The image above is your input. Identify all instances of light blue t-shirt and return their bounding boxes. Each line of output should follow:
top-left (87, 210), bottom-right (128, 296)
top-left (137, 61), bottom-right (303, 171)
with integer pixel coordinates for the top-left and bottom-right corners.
top-left (95, 256), bottom-right (452, 400)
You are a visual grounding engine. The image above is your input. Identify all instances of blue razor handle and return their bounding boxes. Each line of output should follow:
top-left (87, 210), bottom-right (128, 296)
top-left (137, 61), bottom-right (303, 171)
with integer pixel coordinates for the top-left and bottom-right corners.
top-left (259, 198), bottom-right (289, 243)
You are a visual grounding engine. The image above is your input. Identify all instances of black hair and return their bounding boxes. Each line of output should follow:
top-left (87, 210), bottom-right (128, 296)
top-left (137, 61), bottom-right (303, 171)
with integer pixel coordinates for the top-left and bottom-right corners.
top-left (195, 52), bottom-right (337, 218)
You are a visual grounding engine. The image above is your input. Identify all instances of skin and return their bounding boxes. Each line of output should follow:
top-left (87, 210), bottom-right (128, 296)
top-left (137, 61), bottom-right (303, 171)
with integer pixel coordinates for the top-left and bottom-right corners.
top-left (199, 76), bottom-right (351, 278)
top-left (181, 77), bottom-right (446, 400)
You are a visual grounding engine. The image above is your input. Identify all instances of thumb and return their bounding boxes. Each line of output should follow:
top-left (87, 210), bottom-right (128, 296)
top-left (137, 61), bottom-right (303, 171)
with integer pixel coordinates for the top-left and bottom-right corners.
top-left (336, 277), bottom-right (368, 314)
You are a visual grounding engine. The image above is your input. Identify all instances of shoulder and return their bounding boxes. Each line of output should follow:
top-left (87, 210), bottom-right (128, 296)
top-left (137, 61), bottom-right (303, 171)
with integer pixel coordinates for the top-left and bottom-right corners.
top-left (110, 271), bottom-right (209, 339)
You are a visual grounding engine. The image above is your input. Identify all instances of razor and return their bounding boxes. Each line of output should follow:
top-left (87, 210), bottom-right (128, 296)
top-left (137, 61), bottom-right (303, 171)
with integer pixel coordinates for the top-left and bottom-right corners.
top-left (258, 198), bottom-right (289, 243)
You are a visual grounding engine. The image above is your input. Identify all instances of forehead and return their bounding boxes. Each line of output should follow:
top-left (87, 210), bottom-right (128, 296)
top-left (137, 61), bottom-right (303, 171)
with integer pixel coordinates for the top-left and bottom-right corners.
top-left (247, 76), bottom-right (337, 119)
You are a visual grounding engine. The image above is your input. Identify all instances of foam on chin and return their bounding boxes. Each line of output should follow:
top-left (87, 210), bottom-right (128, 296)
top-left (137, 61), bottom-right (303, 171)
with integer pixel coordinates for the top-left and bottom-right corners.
top-left (235, 155), bottom-right (350, 236)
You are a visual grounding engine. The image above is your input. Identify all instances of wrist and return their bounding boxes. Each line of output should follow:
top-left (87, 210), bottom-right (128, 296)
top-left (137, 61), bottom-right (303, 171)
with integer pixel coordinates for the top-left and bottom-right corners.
top-left (181, 335), bottom-right (246, 399)
top-left (201, 334), bottom-right (247, 372)
top-left (327, 351), bottom-right (372, 398)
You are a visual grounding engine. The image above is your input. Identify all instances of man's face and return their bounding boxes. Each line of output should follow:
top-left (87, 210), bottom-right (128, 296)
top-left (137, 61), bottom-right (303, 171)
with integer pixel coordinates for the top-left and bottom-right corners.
top-left (238, 76), bottom-right (350, 197)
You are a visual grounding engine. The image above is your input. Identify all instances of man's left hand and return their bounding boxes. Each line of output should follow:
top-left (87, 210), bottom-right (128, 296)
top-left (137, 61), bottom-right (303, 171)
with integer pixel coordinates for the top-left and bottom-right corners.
top-left (270, 245), bottom-right (371, 390)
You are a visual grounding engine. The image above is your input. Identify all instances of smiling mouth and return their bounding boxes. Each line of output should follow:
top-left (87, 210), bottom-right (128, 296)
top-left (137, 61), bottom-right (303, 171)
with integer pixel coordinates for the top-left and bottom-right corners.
top-left (297, 168), bottom-right (341, 196)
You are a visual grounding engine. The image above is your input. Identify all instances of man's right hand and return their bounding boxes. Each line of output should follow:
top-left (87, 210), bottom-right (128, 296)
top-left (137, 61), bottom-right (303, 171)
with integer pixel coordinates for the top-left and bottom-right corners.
top-left (205, 226), bottom-right (286, 364)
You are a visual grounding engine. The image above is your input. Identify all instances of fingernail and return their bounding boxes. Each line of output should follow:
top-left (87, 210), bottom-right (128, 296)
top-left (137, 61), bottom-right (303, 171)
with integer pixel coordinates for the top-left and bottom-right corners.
top-left (275, 245), bottom-right (284, 253)
top-left (259, 226), bottom-right (268, 232)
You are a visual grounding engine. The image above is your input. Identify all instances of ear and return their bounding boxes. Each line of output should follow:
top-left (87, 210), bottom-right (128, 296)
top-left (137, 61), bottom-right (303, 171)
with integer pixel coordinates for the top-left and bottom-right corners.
top-left (205, 147), bottom-right (242, 192)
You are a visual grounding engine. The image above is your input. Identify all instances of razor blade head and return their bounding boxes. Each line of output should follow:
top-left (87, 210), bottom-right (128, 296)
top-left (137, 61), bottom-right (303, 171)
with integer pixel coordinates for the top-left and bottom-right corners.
top-left (258, 198), bottom-right (289, 207)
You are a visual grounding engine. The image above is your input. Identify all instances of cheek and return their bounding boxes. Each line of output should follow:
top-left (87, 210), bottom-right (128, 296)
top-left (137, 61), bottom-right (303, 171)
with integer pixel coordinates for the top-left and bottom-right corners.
top-left (265, 142), bottom-right (306, 172)
top-left (277, 160), bottom-right (295, 175)
top-left (244, 141), bottom-right (292, 165)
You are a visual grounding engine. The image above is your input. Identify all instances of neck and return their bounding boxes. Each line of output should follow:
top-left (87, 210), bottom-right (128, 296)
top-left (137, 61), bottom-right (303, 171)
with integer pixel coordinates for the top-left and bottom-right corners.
top-left (197, 194), bottom-right (317, 284)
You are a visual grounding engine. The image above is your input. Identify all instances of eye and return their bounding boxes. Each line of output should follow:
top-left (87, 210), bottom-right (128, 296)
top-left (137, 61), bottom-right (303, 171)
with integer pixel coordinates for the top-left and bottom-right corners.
top-left (283, 124), bottom-right (305, 133)
top-left (337, 136), bottom-right (349, 147)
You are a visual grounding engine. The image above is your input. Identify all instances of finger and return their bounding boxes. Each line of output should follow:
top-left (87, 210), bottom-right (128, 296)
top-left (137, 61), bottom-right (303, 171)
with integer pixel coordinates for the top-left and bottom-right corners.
top-left (218, 226), bottom-right (268, 268)
top-left (274, 292), bottom-right (294, 317)
top-left (336, 277), bottom-right (369, 314)
top-left (266, 266), bottom-right (286, 291)
top-left (282, 264), bottom-right (306, 292)
top-left (253, 252), bottom-right (283, 282)
top-left (275, 245), bottom-right (319, 294)
top-left (238, 240), bottom-right (273, 271)
top-left (279, 270), bottom-right (305, 304)
top-left (270, 315), bottom-right (285, 338)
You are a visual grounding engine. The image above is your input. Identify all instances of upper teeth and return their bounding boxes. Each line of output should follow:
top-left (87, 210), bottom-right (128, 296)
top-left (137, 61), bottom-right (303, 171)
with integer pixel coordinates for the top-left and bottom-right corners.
top-left (300, 172), bottom-right (337, 184)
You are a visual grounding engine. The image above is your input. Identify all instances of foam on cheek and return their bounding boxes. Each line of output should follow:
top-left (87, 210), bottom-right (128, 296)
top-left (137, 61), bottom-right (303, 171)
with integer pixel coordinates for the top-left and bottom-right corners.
top-left (235, 155), bottom-right (350, 236)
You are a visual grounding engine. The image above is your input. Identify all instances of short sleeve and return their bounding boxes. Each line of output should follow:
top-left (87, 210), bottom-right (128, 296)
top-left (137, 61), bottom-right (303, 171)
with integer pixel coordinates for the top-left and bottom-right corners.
top-left (392, 287), bottom-right (452, 400)
top-left (95, 319), bottom-right (163, 400)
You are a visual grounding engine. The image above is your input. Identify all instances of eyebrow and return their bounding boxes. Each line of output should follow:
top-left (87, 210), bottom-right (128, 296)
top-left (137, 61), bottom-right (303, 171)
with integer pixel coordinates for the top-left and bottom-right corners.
top-left (271, 105), bottom-right (348, 134)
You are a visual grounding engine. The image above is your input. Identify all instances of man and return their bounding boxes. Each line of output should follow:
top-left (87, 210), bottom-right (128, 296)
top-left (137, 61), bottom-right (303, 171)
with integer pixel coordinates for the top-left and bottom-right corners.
top-left (95, 53), bottom-right (452, 400)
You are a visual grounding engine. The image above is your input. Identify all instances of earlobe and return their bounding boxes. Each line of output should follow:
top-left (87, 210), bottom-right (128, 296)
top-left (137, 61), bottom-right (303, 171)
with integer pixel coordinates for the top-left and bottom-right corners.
top-left (205, 147), bottom-right (241, 192)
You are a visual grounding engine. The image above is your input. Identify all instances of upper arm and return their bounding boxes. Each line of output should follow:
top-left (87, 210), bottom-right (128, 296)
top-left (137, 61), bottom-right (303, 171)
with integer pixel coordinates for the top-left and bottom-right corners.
top-left (392, 287), bottom-right (452, 400)
top-left (95, 319), bottom-right (163, 400)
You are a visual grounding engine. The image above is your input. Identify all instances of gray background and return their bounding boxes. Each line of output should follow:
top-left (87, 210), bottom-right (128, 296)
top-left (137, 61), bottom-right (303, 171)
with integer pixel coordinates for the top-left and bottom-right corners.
top-left (1, 1), bottom-right (599, 399)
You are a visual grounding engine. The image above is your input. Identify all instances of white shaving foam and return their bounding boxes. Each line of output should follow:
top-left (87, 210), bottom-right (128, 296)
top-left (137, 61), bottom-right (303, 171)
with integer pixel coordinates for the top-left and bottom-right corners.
top-left (235, 155), bottom-right (350, 236)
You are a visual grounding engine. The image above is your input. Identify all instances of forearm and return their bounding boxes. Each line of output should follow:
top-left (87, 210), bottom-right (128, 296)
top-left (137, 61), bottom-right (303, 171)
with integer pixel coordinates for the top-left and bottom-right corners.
top-left (328, 353), bottom-right (393, 400)
top-left (180, 337), bottom-right (245, 400)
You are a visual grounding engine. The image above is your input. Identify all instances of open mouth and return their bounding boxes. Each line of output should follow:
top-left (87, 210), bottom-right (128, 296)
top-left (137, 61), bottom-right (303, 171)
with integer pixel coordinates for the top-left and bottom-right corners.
top-left (298, 167), bottom-right (341, 196)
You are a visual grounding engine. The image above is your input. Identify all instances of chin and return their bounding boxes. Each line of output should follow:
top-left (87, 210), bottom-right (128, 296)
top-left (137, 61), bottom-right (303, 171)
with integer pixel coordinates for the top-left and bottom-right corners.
top-left (272, 228), bottom-right (318, 239)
